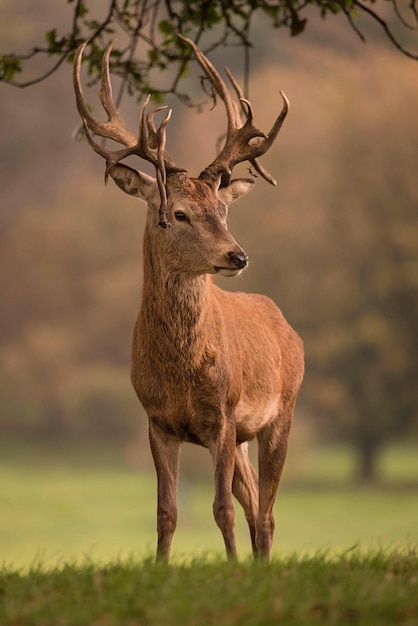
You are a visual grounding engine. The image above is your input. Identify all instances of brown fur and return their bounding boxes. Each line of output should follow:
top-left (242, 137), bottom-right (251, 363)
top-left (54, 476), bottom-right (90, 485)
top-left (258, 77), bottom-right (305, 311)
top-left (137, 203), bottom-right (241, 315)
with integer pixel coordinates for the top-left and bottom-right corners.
top-left (114, 169), bottom-right (304, 560)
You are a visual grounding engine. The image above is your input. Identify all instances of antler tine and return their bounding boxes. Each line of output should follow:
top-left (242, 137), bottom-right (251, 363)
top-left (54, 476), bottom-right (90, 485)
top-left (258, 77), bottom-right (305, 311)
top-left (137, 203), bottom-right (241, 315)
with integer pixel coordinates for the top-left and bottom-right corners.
top-left (74, 41), bottom-right (140, 184)
top-left (156, 108), bottom-right (172, 183)
top-left (146, 105), bottom-right (170, 151)
top-left (73, 42), bottom-right (100, 135)
top-left (263, 90), bottom-right (289, 150)
top-left (245, 91), bottom-right (289, 186)
top-left (155, 109), bottom-right (173, 228)
top-left (98, 40), bottom-right (127, 129)
top-left (138, 100), bottom-right (185, 175)
top-left (135, 95), bottom-right (176, 227)
top-left (224, 67), bottom-right (254, 122)
top-left (137, 94), bottom-right (153, 156)
top-left (74, 41), bottom-right (138, 149)
top-left (224, 66), bottom-right (288, 186)
top-left (178, 35), bottom-right (241, 133)
top-left (179, 35), bottom-right (289, 187)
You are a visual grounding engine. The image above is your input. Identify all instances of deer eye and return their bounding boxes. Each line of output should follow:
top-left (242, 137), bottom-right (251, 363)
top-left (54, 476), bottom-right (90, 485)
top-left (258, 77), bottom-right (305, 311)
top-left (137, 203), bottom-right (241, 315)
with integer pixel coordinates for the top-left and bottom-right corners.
top-left (174, 211), bottom-right (189, 223)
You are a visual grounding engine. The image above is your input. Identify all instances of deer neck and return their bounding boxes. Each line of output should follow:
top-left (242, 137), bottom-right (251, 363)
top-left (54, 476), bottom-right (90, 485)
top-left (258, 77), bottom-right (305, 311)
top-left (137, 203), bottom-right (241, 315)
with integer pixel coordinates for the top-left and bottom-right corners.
top-left (139, 223), bottom-right (213, 366)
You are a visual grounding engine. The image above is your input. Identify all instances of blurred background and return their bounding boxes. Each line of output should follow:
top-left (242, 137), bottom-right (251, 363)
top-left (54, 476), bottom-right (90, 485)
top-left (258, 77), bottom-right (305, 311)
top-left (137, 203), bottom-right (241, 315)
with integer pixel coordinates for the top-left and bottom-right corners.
top-left (0, 1), bottom-right (417, 568)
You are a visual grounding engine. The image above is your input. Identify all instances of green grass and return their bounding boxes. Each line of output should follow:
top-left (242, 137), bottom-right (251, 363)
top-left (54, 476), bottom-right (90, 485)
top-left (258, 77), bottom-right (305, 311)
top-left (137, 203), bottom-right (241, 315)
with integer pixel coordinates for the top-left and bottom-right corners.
top-left (283, 442), bottom-right (418, 486)
top-left (1, 550), bottom-right (417, 626)
top-left (1, 442), bottom-right (417, 570)
top-left (1, 442), bottom-right (417, 624)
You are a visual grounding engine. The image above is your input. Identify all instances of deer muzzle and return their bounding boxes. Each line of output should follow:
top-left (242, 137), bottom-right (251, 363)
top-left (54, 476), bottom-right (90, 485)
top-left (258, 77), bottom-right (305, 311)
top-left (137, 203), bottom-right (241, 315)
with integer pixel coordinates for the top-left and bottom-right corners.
top-left (214, 250), bottom-right (248, 277)
top-left (227, 251), bottom-right (249, 270)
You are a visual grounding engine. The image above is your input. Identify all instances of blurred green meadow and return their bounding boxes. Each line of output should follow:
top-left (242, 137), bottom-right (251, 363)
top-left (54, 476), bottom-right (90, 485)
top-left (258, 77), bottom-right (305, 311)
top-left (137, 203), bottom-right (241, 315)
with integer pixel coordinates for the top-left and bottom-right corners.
top-left (1, 441), bottom-right (417, 571)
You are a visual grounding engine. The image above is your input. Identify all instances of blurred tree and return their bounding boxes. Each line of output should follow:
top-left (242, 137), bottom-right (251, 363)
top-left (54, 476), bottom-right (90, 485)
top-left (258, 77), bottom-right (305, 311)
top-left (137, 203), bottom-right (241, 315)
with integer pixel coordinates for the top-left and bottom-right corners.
top-left (0, 189), bottom-right (143, 441)
top-left (1, 0), bottom-right (417, 105)
top-left (297, 72), bottom-right (418, 482)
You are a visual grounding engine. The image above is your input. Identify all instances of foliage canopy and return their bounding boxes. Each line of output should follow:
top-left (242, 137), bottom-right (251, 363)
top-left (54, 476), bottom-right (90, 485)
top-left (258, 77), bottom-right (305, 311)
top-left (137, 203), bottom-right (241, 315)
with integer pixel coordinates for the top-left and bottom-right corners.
top-left (1, 0), bottom-right (418, 106)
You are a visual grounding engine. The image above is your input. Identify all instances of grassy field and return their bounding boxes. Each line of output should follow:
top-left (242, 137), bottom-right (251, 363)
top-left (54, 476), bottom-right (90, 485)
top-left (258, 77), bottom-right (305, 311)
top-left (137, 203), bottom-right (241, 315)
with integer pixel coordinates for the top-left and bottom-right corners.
top-left (1, 550), bottom-right (417, 625)
top-left (0, 442), bottom-right (417, 625)
top-left (0, 442), bottom-right (417, 570)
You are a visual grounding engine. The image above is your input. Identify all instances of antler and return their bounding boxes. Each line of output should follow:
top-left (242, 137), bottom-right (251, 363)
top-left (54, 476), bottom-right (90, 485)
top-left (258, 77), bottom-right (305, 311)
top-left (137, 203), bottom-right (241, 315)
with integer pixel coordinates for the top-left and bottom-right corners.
top-left (178, 35), bottom-right (288, 187)
top-left (73, 40), bottom-right (186, 227)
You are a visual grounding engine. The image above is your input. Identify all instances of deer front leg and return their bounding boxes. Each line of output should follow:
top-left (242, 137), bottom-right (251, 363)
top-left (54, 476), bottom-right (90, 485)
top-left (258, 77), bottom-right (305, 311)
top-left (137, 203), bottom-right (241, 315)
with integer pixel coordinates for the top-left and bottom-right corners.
top-left (233, 443), bottom-right (259, 557)
top-left (256, 417), bottom-right (292, 560)
top-left (210, 416), bottom-right (238, 561)
top-left (148, 419), bottom-right (180, 562)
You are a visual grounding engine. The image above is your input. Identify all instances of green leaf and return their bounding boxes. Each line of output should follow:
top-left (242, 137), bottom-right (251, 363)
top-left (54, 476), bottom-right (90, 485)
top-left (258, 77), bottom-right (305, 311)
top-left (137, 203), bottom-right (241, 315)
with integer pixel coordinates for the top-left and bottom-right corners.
top-left (147, 49), bottom-right (160, 64)
top-left (45, 29), bottom-right (57, 48)
top-left (76, 1), bottom-right (88, 19)
top-left (0, 56), bottom-right (22, 81)
top-left (151, 92), bottom-right (164, 104)
top-left (159, 19), bottom-right (174, 35)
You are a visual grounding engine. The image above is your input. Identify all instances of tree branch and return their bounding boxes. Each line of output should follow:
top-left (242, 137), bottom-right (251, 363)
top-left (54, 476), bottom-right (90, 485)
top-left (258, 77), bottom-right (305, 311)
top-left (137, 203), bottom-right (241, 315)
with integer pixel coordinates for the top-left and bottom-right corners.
top-left (391, 0), bottom-right (418, 29)
top-left (1, 0), bottom-right (418, 101)
top-left (6, 52), bottom-right (70, 89)
top-left (353, 0), bottom-right (418, 60)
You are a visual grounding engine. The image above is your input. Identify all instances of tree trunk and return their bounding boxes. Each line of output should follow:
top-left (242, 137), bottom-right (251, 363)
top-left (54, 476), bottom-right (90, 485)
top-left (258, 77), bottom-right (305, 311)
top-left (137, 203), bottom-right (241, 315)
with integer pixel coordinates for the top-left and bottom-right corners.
top-left (357, 437), bottom-right (379, 483)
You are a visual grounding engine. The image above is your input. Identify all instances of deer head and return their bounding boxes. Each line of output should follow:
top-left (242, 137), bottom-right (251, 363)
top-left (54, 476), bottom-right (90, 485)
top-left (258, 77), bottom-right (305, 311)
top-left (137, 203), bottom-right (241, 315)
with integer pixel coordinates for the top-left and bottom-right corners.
top-left (73, 37), bottom-right (288, 277)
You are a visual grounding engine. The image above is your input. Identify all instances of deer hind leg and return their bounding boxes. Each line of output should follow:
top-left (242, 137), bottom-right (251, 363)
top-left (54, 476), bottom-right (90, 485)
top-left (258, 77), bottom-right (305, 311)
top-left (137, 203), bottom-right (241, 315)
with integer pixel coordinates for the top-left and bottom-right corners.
top-left (148, 419), bottom-right (180, 561)
top-left (256, 414), bottom-right (292, 561)
top-left (209, 417), bottom-right (238, 561)
top-left (233, 443), bottom-right (259, 557)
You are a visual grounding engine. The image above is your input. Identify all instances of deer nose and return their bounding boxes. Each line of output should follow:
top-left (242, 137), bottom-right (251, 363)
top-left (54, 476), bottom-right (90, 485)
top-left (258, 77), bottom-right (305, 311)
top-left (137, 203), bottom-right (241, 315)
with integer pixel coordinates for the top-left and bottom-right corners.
top-left (227, 251), bottom-right (249, 270)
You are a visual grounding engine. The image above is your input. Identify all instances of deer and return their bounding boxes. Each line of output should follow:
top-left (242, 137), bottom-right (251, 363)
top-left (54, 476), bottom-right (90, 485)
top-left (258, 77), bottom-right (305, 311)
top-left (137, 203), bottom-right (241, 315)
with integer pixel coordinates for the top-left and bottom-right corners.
top-left (73, 35), bottom-right (304, 562)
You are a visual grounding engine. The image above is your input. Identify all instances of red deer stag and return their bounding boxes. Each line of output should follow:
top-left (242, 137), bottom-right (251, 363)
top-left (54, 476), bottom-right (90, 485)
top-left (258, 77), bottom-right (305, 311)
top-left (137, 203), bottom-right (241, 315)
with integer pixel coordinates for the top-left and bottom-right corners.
top-left (73, 36), bottom-right (304, 561)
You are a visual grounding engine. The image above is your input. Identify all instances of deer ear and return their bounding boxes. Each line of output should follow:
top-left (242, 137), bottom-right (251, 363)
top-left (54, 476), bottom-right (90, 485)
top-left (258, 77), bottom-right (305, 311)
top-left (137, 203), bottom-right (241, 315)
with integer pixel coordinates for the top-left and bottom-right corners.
top-left (108, 164), bottom-right (158, 205)
top-left (216, 177), bottom-right (255, 206)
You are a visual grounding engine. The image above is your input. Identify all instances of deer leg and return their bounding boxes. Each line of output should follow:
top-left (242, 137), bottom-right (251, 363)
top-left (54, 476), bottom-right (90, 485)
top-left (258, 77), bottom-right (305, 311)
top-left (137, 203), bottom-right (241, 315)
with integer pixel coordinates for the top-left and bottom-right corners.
top-left (256, 416), bottom-right (292, 561)
top-left (210, 417), bottom-right (238, 560)
top-left (233, 443), bottom-right (259, 557)
top-left (148, 419), bottom-right (180, 562)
